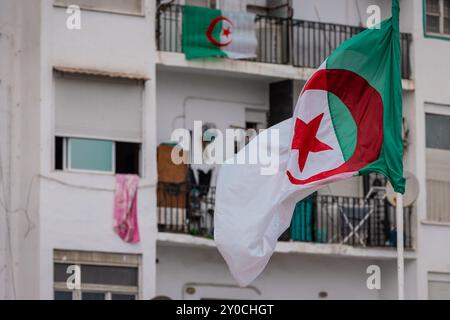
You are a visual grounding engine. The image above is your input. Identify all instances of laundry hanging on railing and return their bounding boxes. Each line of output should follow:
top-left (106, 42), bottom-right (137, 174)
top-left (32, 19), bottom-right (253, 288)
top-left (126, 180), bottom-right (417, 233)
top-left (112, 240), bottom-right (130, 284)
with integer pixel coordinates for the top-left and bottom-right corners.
top-left (113, 174), bottom-right (140, 244)
top-left (182, 5), bottom-right (257, 60)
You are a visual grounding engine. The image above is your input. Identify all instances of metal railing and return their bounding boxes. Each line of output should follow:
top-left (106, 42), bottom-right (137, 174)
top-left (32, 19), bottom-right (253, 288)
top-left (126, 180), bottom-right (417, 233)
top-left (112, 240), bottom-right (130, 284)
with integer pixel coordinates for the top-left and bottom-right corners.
top-left (157, 182), bottom-right (215, 238)
top-left (157, 182), bottom-right (414, 249)
top-left (156, 4), bottom-right (412, 79)
top-left (280, 194), bottom-right (413, 248)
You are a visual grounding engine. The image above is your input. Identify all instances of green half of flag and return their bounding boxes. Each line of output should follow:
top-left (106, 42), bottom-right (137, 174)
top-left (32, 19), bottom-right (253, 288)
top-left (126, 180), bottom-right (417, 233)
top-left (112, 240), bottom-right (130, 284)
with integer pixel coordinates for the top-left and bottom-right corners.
top-left (182, 5), bottom-right (226, 59)
top-left (182, 5), bottom-right (257, 60)
top-left (326, 0), bottom-right (405, 193)
top-left (287, 0), bottom-right (405, 193)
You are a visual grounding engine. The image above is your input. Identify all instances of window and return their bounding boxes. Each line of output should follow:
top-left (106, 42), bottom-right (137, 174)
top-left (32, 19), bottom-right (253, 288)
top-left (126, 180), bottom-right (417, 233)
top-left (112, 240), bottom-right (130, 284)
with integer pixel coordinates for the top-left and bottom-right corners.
top-left (53, 250), bottom-right (140, 300)
top-left (54, 70), bottom-right (143, 175)
top-left (426, 113), bottom-right (450, 150)
top-left (68, 138), bottom-right (114, 173)
top-left (55, 137), bottom-right (141, 175)
top-left (54, 0), bottom-right (144, 16)
top-left (425, 0), bottom-right (450, 36)
top-left (425, 108), bottom-right (450, 223)
top-left (427, 179), bottom-right (450, 222)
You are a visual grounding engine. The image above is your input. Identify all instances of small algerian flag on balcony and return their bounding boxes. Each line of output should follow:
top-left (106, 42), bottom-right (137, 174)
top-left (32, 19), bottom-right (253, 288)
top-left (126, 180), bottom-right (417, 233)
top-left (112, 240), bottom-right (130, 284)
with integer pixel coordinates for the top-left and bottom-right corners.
top-left (182, 5), bottom-right (257, 60)
top-left (215, 1), bottom-right (405, 286)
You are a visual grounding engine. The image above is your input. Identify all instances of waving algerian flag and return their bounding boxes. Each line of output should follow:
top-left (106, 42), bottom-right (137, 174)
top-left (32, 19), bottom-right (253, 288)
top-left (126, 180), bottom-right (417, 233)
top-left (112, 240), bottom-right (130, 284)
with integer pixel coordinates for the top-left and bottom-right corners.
top-left (215, 1), bottom-right (405, 286)
top-left (182, 5), bottom-right (257, 60)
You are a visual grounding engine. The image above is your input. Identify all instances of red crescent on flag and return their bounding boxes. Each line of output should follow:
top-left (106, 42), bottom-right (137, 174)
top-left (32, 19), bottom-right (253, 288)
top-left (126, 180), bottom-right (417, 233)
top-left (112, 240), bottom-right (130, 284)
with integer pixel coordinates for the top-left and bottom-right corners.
top-left (206, 16), bottom-right (233, 47)
top-left (287, 69), bottom-right (384, 185)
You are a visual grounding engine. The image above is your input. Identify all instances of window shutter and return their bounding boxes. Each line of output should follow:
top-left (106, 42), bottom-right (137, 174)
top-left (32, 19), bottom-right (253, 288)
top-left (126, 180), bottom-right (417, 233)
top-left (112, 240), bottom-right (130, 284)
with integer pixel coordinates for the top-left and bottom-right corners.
top-left (53, 0), bottom-right (144, 15)
top-left (55, 73), bottom-right (143, 142)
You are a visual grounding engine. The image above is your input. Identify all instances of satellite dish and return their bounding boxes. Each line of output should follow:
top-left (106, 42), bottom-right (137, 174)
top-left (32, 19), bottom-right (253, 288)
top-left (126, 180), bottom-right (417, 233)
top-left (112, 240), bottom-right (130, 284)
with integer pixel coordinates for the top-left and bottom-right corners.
top-left (386, 170), bottom-right (419, 207)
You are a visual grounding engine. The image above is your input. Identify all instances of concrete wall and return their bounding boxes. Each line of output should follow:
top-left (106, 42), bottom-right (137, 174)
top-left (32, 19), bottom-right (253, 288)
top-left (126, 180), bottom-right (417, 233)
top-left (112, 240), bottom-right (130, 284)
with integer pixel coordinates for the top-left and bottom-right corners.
top-left (0, 0), bottom-right (161, 299)
top-left (156, 244), bottom-right (405, 299)
top-left (16, 0), bottom-right (43, 300)
top-left (292, 0), bottom-right (413, 33)
top-left (34, 0), bottom-right (159, 299)
top-left (156, 69), bottom-right (270, 145)
top-left (0, 0), bottom-right (14, 300)
top-left (0, 0), bottom-right (160, 299)
top-left (180, 0), bottom-right (268, 12)
top-left (0, 0), bottom-right (42, 300)
top-left (407, 0), bottom-right (450, 299)
top-left (0, 0), bottom-right (17, 300)
top-left (39, 174), bottom-right (156, 299)
top-left (292, 0), bottom-right (390, 27)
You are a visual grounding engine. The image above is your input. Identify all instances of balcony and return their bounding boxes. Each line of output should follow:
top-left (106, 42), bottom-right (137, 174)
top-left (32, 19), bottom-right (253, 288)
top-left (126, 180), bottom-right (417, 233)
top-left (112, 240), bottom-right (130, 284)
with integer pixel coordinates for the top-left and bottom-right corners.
top-left (157, 182), bottom-right (414, 249)
top-left (156, 4), bottom-right (412, 80)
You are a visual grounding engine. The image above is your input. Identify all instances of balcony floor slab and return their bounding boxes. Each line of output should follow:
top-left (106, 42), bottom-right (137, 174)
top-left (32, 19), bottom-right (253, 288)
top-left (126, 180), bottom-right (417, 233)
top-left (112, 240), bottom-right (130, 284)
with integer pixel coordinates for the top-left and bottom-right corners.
top-left (157, 232), bottom-right (416, 261)
top-left (156, 52), bottom-right (415, 91)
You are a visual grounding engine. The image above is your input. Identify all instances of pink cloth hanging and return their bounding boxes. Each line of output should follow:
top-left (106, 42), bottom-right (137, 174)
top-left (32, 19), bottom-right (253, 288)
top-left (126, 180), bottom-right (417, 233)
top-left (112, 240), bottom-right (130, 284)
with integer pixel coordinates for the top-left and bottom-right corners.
top-left (113, 174), bottom-right (140, 243)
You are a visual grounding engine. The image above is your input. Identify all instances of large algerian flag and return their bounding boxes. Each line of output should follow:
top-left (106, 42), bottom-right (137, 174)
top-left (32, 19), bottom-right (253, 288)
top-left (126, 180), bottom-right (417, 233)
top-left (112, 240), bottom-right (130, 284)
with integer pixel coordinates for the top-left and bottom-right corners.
top-left (215, 1), bottom-right (405, 286)
top-left (182, 5), bottom-right (257, 60)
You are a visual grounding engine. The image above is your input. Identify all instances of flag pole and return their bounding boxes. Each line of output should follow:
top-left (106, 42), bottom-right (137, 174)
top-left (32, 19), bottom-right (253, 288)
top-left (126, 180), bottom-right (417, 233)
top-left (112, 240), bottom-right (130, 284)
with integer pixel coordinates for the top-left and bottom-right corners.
top-left (396, 193), bottom-right (405, 300)
top-left (391, 0), bottom-right (404, 301)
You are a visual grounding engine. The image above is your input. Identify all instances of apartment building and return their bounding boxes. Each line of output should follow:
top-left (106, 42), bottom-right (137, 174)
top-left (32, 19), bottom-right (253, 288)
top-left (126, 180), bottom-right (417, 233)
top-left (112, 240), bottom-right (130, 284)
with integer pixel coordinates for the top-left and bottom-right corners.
top-left (0, 0), bottom-right (449, 300)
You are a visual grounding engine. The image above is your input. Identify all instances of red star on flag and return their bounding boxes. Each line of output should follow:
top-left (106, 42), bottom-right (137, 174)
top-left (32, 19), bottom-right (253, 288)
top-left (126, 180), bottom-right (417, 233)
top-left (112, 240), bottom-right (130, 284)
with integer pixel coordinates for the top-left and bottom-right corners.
top-left (222, 27), bottom-right (232, 38)
top-left (291, 113), bottom-right (333, 172)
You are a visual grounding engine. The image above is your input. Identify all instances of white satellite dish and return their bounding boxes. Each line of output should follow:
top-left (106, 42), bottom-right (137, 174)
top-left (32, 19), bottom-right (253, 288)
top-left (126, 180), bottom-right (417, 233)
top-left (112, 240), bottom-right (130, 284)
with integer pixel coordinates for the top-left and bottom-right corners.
top-left (386, 170), bottom-right (419, 207)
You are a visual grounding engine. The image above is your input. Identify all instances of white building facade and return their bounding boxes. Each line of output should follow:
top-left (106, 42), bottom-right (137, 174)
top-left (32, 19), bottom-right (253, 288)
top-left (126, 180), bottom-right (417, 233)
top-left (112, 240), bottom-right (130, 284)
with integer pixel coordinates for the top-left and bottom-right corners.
top-left (0, 0), bottom-right (450, 300)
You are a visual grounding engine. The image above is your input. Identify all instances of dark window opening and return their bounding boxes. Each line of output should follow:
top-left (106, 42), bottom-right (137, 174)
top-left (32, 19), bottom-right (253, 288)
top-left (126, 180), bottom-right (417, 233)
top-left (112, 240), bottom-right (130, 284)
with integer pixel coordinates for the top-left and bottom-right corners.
top-left (245, 122), bottom-right (258, 130)
top-left (55, 137), bottom-right (64, 170)
top-left (82, 292), bottom-right (105, 300)
top-left (116, 142), bottom-right (141, 175)
top-left (54, 291), bottom-right (72, 300)
top-left (112, 294), bottom-right (136, 300)
top-left (54, 263), bottom-right (138, 286)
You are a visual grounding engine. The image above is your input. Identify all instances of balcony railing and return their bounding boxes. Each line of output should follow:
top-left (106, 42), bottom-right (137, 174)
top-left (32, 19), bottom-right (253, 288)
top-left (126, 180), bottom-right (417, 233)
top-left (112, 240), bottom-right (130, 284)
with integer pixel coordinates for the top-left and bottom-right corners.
top-left (156, 4), bottom-right (412, 79)
top-left (158, 183), bottom-right (215, 238)
top-left (157, 182), bottom-right (414, 249)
